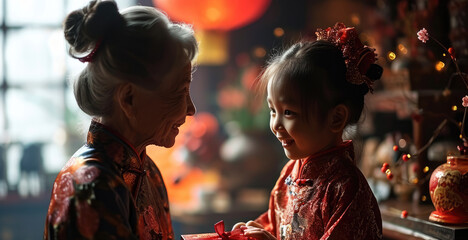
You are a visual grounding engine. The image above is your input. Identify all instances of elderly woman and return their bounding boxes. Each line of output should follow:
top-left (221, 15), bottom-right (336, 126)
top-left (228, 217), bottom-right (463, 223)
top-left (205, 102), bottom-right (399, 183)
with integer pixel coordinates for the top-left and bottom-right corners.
top-left (44, 1), bottom-right (198, 239)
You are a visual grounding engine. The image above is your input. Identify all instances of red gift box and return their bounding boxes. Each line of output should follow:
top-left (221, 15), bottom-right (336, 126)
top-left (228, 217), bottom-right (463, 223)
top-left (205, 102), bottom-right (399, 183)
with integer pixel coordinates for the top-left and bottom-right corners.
top-left (181, 220), bottom-right (250, 240)
top-left (181, 232), bottom-right (223, 240)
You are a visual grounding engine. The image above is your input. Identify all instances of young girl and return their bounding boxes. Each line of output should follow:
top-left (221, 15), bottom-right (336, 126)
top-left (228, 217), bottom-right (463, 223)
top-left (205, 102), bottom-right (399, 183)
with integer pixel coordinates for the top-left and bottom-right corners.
top-left (235, 23), bottom-right (383, 239)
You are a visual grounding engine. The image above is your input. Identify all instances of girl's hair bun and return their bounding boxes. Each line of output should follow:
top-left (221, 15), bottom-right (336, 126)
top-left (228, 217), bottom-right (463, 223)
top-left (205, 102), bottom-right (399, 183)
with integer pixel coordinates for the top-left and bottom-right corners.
top-left (356, 64), bottom-right (382, 96)
top-left (365, 64), bottom-right (383, 81)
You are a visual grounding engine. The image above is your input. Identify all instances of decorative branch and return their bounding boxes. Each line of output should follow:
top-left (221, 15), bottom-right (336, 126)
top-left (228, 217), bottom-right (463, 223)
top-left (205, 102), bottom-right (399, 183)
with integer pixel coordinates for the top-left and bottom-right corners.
top-left (417, 27), bottom-right (468, 142)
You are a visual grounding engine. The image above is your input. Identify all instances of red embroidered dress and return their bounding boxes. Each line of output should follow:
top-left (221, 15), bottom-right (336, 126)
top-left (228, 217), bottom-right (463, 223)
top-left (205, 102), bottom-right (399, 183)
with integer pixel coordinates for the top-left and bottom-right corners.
top-left (44, 120), bottom-right (174, 240)
top-left (256, 141), bottom-right (382, 240)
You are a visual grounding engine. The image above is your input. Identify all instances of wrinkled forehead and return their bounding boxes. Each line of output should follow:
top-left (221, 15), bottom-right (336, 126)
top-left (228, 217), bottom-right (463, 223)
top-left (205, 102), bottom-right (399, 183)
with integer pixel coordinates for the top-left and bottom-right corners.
top-left (144, 39), bottom-right (192, 89)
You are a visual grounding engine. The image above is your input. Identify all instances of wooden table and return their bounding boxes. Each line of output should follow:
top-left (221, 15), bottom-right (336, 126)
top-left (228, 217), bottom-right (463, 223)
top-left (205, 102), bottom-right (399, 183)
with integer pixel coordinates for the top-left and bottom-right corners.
top-left (380, 200), bottom-right (468, 239)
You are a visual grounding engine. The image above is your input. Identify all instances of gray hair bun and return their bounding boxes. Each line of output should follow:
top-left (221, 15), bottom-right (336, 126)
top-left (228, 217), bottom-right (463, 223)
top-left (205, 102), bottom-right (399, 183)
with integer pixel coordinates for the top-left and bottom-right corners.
top-left (64, 0), bottom-right (125, 57)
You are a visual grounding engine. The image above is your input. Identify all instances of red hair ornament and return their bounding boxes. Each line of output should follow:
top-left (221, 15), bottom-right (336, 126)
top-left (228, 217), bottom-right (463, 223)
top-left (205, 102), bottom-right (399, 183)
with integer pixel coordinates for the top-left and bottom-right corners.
top-left (76, 39), bottom-right (103, 63)
top-left (316, 23), bottom-right (382, 92)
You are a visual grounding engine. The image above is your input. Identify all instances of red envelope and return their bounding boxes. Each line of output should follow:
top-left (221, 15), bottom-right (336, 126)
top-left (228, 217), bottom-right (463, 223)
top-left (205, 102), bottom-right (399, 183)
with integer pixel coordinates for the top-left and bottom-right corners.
top-left (181, 220), bottom-right (250, 240)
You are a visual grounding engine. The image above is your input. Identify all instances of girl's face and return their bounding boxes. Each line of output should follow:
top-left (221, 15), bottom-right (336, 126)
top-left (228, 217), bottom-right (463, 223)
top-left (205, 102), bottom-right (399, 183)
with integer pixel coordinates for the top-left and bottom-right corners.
top-left (267, 78), bottom-right (338, 160)
top-left (132, 62), bottom-right (196, 148)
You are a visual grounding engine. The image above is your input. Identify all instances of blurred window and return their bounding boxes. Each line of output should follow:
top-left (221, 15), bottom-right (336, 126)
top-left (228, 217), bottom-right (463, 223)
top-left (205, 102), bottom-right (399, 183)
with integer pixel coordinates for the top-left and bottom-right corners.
top-left (0, 0), bottom-right (136, 194)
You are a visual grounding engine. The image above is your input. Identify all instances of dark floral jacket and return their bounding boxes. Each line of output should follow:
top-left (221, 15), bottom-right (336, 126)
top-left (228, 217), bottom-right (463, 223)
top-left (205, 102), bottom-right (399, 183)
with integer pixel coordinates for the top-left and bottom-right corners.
top-left (256, 141), bottom-right (382, 240)
top-left (44, 120), bottom-right (174, 240)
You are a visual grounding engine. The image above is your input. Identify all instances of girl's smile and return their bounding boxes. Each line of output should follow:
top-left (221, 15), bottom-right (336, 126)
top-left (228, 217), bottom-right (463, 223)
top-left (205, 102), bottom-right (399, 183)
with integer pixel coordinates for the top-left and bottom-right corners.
top-left (267, 77), bottom-right (341, 160)
top-left (280, 138), bottom-right (294, 147)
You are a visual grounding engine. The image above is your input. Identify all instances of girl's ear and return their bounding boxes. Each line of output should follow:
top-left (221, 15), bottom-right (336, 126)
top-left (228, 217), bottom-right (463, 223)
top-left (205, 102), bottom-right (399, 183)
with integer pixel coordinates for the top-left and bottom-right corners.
top-left (115, 83), bottom-right (135, 119)
top-left (329, 104), bottom-right (349, 133)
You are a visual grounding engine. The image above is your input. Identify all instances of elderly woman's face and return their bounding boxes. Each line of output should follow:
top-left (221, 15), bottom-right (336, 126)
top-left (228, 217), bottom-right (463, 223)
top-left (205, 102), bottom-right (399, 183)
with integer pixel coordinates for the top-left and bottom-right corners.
top-left (132, 62), bottom-right (195, 148)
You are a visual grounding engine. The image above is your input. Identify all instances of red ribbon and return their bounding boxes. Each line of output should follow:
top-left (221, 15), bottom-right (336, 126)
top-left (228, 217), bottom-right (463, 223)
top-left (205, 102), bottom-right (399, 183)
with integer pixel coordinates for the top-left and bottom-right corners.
top-left (214, 221), bottom-right (247, 240)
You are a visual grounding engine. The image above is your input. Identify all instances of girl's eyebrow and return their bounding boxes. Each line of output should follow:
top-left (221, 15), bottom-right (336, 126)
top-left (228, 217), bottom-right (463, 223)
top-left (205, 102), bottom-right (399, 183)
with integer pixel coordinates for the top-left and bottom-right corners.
top-left (279, 95), bottom-right (297, 106)
top-left (267, 96), bottom-right (297, 105)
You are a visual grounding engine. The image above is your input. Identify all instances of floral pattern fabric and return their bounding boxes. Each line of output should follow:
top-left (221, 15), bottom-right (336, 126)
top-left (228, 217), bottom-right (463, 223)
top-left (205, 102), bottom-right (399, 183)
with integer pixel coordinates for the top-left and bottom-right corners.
top-left (256, 141), bottom-right (382, 240)
top-left (44, 120), bottom-right (174, 240)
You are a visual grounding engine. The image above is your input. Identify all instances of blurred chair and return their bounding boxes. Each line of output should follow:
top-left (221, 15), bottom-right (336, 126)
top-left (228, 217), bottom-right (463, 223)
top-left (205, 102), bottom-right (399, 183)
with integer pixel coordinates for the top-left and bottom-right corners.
top-left (18, 142), bottom-right (44, 197)
top-left (0, 145), bottom-right (7, 198)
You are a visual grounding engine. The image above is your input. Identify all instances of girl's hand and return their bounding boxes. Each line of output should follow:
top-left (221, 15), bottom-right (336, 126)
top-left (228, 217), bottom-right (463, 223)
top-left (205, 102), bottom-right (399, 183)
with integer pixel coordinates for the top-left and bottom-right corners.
top-left (238, 221), bottom-right (276, 240)
top-left (232, 222), bottom-right (246, 230)
top-left (232, 220), bottom-right (265, 231)
top-left (243, 227), bottom-right (276, 240)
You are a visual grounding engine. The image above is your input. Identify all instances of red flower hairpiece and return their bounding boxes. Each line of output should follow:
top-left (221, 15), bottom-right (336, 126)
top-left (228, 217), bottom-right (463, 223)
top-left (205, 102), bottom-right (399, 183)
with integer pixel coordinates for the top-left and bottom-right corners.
top-left (77, 39), bottom-right (103, 63)
top-left (316, 22), bottom-right (378, 92)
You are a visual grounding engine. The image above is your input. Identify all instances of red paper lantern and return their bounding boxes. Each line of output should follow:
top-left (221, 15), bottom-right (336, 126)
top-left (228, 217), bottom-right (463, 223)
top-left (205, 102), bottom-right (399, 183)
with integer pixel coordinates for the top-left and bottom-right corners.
top-left (153, 0), bottom-right (271, 30)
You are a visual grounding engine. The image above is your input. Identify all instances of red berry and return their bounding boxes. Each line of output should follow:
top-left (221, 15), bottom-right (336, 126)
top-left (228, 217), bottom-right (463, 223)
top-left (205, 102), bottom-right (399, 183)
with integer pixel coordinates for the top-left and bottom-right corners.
top-left (381, 163), bottom-right (390, 173)
top-left (448, 47), bottom-right (455, 57)
top-left (402, 154), bottom-right (409, 161)
top-left (386, 172), bottom-right (394, 180)
top-left (393, 145), bottom-right (399, 151)
top-left (401, 210), bottom-right (408, 218)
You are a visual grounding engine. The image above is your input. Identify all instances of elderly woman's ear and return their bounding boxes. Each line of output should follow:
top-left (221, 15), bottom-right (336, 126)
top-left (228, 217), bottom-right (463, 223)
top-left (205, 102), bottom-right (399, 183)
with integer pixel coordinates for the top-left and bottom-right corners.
top-left (115, 83), bottom-right (136, 119)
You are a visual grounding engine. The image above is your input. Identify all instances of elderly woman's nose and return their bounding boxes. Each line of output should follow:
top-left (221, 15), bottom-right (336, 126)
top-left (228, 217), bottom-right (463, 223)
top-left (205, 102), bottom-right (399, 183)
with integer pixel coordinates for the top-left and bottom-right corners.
top-left (187, 95), bottom-right (196, 116)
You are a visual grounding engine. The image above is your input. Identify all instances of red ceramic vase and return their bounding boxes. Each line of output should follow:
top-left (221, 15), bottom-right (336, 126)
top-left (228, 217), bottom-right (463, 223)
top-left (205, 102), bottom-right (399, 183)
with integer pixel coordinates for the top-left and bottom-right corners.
top-left (429, 151), bottom-right (468, 224)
